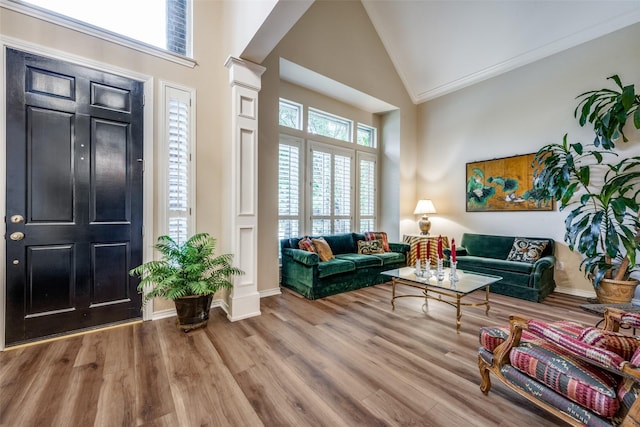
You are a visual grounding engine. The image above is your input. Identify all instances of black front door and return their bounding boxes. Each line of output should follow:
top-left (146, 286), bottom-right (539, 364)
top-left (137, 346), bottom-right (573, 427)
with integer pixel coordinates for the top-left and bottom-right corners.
top-left (5, 48), bottom-right (144, 345)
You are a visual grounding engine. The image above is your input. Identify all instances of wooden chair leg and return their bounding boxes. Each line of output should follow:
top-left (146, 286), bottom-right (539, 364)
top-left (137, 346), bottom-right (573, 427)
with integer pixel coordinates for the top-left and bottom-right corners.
top-left (478, 355), bottom-right (492, 395)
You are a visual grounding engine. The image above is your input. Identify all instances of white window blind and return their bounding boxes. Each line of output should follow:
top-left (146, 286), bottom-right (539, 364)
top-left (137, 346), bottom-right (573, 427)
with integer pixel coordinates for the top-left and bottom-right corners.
top-left (278, 140), bottom-right (301, 241)
top-left (358, 154), bottom-right (376, 232)
top-left (310, 144), bottom-right (353, 235)
top-left (163, 84), bottom-right (194, 245)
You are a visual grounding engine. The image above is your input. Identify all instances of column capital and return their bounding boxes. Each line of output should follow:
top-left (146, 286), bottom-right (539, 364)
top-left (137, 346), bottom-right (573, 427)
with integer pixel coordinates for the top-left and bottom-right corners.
top-left (224, 56), bottom-right (266, 91)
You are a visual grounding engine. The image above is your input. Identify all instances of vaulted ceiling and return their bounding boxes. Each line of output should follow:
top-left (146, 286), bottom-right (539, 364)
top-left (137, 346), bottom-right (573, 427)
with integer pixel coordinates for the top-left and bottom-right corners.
top-left (361, 0), bottom-right (640, 103)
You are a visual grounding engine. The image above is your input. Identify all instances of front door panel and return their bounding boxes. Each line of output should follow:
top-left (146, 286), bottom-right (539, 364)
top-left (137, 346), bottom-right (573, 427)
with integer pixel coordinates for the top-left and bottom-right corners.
top-left (5, 48), bottom-right (144, 345)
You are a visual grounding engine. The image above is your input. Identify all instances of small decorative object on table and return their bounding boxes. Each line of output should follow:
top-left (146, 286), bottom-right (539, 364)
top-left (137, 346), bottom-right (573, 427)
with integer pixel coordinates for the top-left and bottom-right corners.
top-left (415, 241), bottom-right (422, 276)
top-left (436, 235), bottom-right (445, 281)
top-left (449, 238), bottom-right (459, 281)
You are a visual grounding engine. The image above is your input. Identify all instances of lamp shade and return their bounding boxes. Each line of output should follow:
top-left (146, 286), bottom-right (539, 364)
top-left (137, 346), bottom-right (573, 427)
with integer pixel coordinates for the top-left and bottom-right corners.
top-left (413, 199), bottom-right (437, 215)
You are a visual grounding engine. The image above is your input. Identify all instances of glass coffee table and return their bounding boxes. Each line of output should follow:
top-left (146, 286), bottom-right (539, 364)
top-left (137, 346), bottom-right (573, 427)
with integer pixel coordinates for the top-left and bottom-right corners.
top-left (382, 266), bottom-right (502, 334)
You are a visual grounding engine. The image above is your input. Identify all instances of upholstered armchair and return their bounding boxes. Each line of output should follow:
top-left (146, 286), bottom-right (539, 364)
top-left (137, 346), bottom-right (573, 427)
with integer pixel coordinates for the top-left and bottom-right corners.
top-left (478, 308), bottom-right (640, 426)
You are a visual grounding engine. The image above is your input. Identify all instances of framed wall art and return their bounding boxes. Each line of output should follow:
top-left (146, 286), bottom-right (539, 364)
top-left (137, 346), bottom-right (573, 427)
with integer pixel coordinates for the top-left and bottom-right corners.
top-left (466, 153), bottom-right (554, 212)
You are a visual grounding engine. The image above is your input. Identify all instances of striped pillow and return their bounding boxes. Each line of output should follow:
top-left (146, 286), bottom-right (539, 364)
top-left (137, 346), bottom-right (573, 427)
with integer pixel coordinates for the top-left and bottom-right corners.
top-left (364, 231), bottom-right (390, 252)
top-left (298, 236), bottom-right (316, 253)
top-left (578, 327), bottom-right (640, 361)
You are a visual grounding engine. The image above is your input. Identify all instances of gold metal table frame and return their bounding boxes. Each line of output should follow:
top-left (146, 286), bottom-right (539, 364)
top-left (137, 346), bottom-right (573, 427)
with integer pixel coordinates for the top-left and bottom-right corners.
top-left (384, 267), bottom-right (501, 334)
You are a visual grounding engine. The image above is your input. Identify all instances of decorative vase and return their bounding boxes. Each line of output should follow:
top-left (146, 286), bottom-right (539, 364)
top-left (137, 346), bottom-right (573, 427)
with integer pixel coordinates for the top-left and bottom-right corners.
top-left (173, 294), bottom-right (214, 332)
top-left (595, 278), bottom-right (640, 304)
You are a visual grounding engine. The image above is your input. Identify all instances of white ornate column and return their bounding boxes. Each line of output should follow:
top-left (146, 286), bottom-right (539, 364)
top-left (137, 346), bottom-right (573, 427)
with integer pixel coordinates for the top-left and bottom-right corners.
top-left (224, 57), bottom-right (265, 321)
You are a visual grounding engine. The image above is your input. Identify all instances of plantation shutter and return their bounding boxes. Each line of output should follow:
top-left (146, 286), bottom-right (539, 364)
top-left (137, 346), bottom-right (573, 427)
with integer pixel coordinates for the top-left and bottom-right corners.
top-left (166, 87), bottom-right (191, 245)
top-left (278, 142), bottom-right (300, 240)
top-left (310, 145), bottom-right (353, 235)
top-left (359, 156), bottom-right (376, 232)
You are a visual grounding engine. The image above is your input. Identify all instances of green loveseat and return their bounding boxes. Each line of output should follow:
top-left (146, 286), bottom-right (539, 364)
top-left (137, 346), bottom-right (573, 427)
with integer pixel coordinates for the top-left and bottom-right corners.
top-left (445, 233), bottom-right (556, 302)
top-left (280, 233), bottom-right (409, 299)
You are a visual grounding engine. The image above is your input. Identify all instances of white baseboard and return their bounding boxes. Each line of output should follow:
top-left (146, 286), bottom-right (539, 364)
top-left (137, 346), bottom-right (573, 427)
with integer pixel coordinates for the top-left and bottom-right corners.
top-left (554, 286), bottom-right (596, 299)
top-left (260, 287), bottom-right (282, 298)
top-left (150, 290), bottom-right (280, 322)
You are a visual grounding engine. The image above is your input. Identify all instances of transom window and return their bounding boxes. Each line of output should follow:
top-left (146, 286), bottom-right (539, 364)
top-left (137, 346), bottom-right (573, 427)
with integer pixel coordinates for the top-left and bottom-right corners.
top-left (308, 108), bottom-right (352, 142)
top-left (16, 0), bottom-right (191, 56)
top-left (357, 124), bottom-right (377, 148)
top-left (279, 99), bottom-right (303, 130)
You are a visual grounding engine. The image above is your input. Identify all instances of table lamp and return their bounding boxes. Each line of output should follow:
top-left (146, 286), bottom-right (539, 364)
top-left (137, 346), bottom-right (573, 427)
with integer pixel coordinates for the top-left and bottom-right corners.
top-left (413, 199), bottom-right (436, 235)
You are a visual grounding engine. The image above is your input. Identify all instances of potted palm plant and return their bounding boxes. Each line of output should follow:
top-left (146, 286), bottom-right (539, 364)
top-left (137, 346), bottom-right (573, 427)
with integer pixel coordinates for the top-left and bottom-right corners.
top-left (130, 233), bottom-right (243, 331)
top-left (533, 75), bottom-right (640, 303)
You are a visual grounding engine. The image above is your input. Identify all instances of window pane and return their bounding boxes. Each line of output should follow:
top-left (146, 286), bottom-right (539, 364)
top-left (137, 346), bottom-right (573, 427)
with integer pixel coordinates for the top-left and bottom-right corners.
top-left (22, 0), bottom-right (189, 56)
top-left (312, 219), bottom-right (331, 235)
top-left (169, 217), bottom-right (188, 246)
top-left (312, 151), bottom-right (332, 216)
top-left (278, 220), bottom-right (299, 241)
top-left (308, 108), bottom-right (352, 142)
top-left (360, 219), bottom-right (374, 233)
top-left (334, 155), bottom-right (351, 216)
top-left (359, 159), bottom-right (375, 216)
top-left (278, 144), bottom-right (299, 216)
top-left (357, 124), bottom-right (377, 148)
top-left (279, 99), bottom-right (302, 130)
top-left (168, 98), bottom-right (189, 214)
top-left (334, 219), bottom-right (351, 234)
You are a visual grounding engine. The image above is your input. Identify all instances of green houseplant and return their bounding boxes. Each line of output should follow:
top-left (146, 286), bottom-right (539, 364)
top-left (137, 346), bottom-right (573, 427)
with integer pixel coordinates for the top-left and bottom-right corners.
top-left (130, 233), bottom-right (244, 331)
top-left (533, 75), bottom-right (640, 303)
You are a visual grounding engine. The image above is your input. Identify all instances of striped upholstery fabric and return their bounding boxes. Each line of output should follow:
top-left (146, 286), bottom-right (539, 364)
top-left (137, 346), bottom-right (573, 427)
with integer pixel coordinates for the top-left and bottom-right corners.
top-left (621, 313), bottom-right (640, 328)
top-left (578, 327), bottom-right (640, 360)
top-left (510, 340), bottom-right (620, 418)
top-left (478, 326), bottom-right (539, 352)
top-left (528, 320), bottom-right (626, 370)
top-left (501, 364), bottom-right (613, 427)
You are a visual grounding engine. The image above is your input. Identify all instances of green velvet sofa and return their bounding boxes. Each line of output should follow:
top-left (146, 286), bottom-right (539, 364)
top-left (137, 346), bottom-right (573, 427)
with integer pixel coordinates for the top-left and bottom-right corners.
top-left (445, 233), bottom-right (556, 302)
top-left (280, 233), bottom-right (409, 299)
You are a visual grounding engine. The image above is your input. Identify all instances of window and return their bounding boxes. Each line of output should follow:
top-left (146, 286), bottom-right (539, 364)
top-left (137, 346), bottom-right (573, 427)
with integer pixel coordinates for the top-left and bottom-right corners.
top-left (279, 99), bottom-right (303, 130)
top-left (278, 138), bottom-right (302, 242)
top-left (277, 98), bottom-right (378, 243)
top-left (308, 108), bottom-right (352, 142)
top-left (310, 144), bottom-right (353, 235)
top-left (358, 154), bottom-right (376, 232)
top-left (357, 124), bottom-right (377, 148)
top-left (17, 0), bottom-right (190, 56)
top-left (162, 83), bottom-right (195, 245)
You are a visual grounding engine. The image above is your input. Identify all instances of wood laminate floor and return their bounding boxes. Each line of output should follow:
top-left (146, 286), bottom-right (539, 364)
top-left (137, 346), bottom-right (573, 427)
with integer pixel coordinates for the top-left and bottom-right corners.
top-left (0, 283), bottom-right (602, 427)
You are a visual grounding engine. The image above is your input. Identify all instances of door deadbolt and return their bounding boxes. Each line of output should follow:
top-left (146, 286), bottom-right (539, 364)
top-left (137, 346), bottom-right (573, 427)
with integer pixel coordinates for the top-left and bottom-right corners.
top-left (9, 232), bottom-right (24, 241)
top-left (10, 215), bottom-right (24, 224)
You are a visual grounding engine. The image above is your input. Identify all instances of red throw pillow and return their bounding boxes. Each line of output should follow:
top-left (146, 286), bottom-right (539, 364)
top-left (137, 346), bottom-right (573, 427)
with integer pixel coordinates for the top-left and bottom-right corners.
top-left (364, 231), bottom-right (390, 252)
top-left (298, 236), bottom-right (316, 253)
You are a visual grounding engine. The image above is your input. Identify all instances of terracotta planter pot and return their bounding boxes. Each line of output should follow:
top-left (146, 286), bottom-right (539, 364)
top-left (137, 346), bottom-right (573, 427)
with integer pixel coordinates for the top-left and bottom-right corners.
top-left (595, 278), bottom-right (640, 304)
top-left (173, 294), bottom-right (213, 332)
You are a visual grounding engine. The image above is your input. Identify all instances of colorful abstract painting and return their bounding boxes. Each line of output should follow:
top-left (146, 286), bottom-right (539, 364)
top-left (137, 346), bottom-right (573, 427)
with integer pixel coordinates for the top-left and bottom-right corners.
top-left (466, 153), bottom-right (554, 212)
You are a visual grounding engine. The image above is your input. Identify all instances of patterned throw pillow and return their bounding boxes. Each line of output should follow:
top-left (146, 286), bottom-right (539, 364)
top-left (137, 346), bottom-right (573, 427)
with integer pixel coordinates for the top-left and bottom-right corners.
top-left (577, 327), bottom-right (640, 360)
top-left (311, 237), bottom-right (335, 262)
top-left (298, 236), bottom-right (316, 253)
top-left (357, 239), bottom-right (385, 255)
top-left (364, 231), bottom-right (390, 252)
top-left (506, 238), bottom-right (548, 262)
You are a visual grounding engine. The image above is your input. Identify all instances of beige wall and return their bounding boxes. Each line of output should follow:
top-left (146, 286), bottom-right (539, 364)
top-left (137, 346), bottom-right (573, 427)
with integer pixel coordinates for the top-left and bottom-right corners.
top-left (415, 23), bottom-right (640, 296)
top-left (0, 1), bottom-right (232, 311)
top-left (258, 0), bottom-right (417, 293)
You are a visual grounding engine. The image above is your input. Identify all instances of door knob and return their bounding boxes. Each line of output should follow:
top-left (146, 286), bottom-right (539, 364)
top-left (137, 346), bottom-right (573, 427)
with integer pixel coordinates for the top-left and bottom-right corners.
top-left (9, 232), bottom-right (24, 241)
top-left (10, 215), bottom-right (24, 224)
